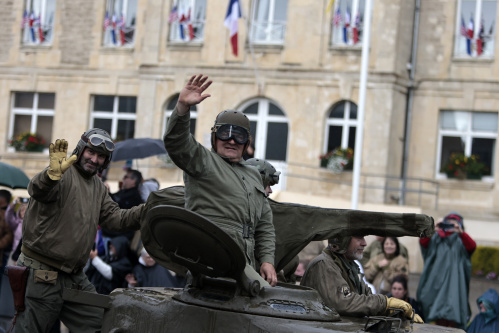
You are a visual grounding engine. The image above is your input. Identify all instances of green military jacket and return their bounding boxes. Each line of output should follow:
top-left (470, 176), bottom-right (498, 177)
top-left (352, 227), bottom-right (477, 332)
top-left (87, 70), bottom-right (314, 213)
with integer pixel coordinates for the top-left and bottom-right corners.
top-left (22, 166), bottom-right (143, 273)
top-left (301, 247), bottom-right (387, 317)
top-left (163, 108), bottom-right (275, 268)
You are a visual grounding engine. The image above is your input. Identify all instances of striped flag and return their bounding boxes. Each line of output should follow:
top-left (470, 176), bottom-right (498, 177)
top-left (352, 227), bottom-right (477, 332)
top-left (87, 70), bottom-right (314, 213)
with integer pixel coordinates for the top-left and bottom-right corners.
top-left (333, 6), bottom-right (342, 26)
top-left (111, 14), bottom-right (117, 44)
top-left (225, 0), bottom-right (241, 56)
top-left (29, 12), bottom-right (36, 42)
top-left (118, 15), bottom-right (126, 45)
top-left (36, 15), bottom-right (44, 43)
top-left (104, 11), bottom-right (111, 30)
top-left (352, 12), bottom-right (360, 44)
top-left (21, 10), bottom-right (29, 28)
top-left (169, 5), bottom-right (178, 23)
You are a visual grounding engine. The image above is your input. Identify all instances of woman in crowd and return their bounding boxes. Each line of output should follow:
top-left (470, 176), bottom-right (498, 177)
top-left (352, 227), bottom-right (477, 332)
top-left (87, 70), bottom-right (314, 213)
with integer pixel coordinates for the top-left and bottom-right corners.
top-left (364, 236), bottom-right (408, 295)
top-left (386, 274), bottom-right (424, 320)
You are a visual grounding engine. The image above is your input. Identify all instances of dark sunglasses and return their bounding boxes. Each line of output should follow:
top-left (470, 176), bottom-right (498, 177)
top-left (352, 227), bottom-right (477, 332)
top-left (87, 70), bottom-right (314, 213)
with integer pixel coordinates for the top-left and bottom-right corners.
top-left (215, 124), bottom-right (249, 145)
top-left (82, 134), bottom-right (115, 152)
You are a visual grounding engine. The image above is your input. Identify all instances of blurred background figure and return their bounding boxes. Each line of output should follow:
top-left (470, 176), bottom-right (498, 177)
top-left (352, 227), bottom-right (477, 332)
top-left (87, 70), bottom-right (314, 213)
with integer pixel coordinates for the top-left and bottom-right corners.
top-left (386, 275), bottom-right (424, 320)
top-left (125, 248), bottom-right (185, 288)
top-left (0, 190), bottom-right (13, 278)
top-left (364, 237), bottom-right (409, 295)
top-left (294, 241), bottom-right (326, 281)
top-left (5, 197), bottom-right (28, 264)
top-left (417, 212), bottom-right (476, 330)
top-left (361, 235), bottom-right (409, 267)
top-left (139, 178), bottom-right (160, 202)
top-left (466, 288), bottom-right (499, 333)
top-left (86, 236), bottom-right (132, 295)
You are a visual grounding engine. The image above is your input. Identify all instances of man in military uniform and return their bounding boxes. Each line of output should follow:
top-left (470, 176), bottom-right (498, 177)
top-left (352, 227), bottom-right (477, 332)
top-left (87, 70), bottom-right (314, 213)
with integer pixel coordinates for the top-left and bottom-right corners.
top-left (16, 129), bottom-right (143, 332)
top-left (301, 235), bottom-right (423, 322)
top-left (245, 158), bottom-right (280, 197)
top-left (163, 74), bottom-right (277, 287)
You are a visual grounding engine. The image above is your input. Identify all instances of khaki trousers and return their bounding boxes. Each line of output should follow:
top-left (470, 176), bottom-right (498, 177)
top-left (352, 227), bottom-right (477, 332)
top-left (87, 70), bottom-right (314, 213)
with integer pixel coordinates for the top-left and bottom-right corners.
top-left (14, 253), bottom-right (103, 333)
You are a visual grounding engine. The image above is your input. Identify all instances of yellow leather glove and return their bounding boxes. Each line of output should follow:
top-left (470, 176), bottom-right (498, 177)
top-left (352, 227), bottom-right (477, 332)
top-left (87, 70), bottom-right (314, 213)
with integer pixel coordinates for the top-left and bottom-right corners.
top-left (413, 314), bottom-right (424, 323)
top-left (386, 297), bottom-right (413, 319)
top-left (47, 139), bottom-right (77, 180)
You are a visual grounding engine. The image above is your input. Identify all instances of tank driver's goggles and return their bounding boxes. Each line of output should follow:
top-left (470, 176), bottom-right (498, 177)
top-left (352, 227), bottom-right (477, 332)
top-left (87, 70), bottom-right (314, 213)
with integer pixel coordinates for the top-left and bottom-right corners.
top-left (82, 134), bottom-right (115, 152)
top-left (214, 124), bottom-right (249, 145)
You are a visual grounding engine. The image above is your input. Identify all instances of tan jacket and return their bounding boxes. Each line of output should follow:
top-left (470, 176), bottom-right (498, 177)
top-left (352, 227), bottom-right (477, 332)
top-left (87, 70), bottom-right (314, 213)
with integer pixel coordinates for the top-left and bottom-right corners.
top-left (364, 253), bottom-right (409, 295)
top-left (22, 165), bottom-right (143, 273)
top-left (163, 108), bottom-right (275, 268)
top-left (301, 247), bottom-right (386, 317)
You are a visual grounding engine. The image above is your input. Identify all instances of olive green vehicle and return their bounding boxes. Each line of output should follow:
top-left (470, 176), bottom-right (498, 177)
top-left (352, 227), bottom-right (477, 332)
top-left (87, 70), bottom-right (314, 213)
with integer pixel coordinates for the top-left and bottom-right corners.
top-left (66, 187), bottom-right (464, 332)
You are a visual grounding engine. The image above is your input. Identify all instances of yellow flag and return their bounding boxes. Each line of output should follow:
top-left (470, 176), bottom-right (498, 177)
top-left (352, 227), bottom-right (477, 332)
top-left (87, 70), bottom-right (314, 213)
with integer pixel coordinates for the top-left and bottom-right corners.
top-left (326, 0), bottom-right (335, 13)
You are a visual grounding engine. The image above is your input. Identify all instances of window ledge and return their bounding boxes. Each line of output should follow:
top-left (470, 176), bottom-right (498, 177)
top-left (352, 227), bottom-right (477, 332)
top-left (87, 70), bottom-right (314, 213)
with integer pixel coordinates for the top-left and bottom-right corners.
top-left (329, 45), bottom-right (362, 53)
top-left (439, 178), bottom-right (494, 191)
top-left (246, 43), bottom-right (283, 53)
top-left (99, 46), bottom-right (135, 54)
top-left (20, 45), bottom-right (52, 52)
top-left (451, 57), bottom-right (494, 64)
top-left (167, 42), bottom-right (203, 52)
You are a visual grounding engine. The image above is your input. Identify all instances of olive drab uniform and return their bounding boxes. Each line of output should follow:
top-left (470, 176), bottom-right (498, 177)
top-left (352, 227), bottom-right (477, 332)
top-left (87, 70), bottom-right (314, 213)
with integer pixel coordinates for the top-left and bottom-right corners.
top-left (301, 247), bottom-right (387, 317)
top-left (17, 165), bottom-right (143, 333)
top-left (163, 108), bottom-right (275, 269)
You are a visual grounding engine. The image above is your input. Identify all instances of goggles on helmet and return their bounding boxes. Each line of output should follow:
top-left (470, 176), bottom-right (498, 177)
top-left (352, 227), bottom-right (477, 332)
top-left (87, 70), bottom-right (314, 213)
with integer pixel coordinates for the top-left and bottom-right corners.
top-left (82, 134), bottom-right (115, 152)
top-left (269, 172), bottom-right (280, 186)
top-left (215, 124), bottom-right (249, 145)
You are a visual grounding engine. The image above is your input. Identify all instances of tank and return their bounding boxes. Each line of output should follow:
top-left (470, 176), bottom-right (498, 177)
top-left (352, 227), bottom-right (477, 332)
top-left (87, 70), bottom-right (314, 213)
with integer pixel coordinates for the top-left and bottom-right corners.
top-left (66, 187), bottom-right (465, 332)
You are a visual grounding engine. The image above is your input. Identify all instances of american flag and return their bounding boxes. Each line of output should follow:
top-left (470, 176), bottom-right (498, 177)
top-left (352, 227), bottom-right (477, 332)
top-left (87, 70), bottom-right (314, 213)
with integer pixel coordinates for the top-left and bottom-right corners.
top-left (460, 17), bottom-right (467, 37)
top-left (21, 10), bottom-right (29, 28)
top-left (104, 11), bottom-right (111, 30)
top-left (169, 5), bottom-right (179, 23)
top-left (333, 7), bottom-right (341, 26)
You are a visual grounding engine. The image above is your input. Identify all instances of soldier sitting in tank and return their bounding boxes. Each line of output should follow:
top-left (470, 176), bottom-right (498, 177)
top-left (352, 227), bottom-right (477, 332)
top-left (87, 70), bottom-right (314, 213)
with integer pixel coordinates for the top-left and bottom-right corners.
top-left (163, 74), bottom-right (277, 287)
top-left (245, 158), bottom-right (280, 197)
top-left (301, 235), bottom-right (424, 322)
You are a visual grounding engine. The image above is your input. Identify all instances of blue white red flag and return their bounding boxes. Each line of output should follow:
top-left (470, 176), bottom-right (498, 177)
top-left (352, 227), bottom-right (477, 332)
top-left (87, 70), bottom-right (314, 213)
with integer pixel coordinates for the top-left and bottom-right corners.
top-left (118, 15), bottom-right (126, 45)
top-left (36, 15), bottom-right (44, 43)
top-left (111, 14), bottom-right (117, 44)
top-left (225, 0), bottom-right (241, 56)
top-left (29, 12), bottom-right (36, 42)
top-left (466, 17), bottom-right (474, 55)
top-left (352, 11), bottom-right (360, 44)
top-left (477, 22), bottom-right (484, 55)
top-left (343, 7), bottom-right (350, 43)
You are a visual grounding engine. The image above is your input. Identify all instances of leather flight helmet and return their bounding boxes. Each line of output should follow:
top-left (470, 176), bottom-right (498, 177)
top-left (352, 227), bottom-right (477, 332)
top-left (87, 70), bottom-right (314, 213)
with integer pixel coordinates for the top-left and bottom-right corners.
top-left (328, 236), bottom-right (352, 255)
top-left (211, 110), bottom-right (251, 152)
top-left (72, 128), bottom-right (114, 171)
top-left (246, 158), bottom-right (280, 188)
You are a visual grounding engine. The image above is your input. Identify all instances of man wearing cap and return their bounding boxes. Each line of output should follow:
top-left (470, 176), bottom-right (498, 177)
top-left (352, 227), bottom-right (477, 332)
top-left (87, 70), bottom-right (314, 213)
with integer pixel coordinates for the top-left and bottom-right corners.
top-left (301, 236), bottom-right (423, 322)
top-left (163, 74), bottom-right (277, 287)
top-left (15, 129), bottom-right (144, 332)
top-left (417, 212), bottom-right (476, 329)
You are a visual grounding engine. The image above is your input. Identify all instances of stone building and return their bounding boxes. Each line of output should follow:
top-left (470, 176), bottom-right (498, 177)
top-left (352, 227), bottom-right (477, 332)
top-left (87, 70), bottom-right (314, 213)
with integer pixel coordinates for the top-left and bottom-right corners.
top-left (0, 0), bottom-right (498, 219)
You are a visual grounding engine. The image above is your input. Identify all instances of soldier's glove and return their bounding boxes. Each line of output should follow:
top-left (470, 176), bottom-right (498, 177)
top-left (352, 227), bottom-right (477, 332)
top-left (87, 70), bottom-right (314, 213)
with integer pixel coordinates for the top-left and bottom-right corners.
top-left (47, 139), bottom-right (77, 181)
top-left (386, 297), bottom-right (413, 319)
top-left (413, 314), bottom-right (424, 323)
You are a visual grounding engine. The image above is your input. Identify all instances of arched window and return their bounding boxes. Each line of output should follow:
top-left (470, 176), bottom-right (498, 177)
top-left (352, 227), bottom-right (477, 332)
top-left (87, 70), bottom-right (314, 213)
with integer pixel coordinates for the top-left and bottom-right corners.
top-left (240, 98), bottom-right (288, 161)
top-left (163, 94), bottom-right (197, 136)
top-left (324, 100), bottom-right (358, 153)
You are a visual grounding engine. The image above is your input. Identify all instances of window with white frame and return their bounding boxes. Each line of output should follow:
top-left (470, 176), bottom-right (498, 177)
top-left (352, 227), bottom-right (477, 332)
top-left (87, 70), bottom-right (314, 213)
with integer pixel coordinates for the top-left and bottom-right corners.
top-left (331, 0), bottom-right (365, 47)
top-left (103, 0), bottom-right (137, 47)
top-left (437, 111), bottom-right (497, 178)
top-left (21, 0), bottom-right (56, 46)
top-left (455, 0), bottom-right (497, 58)
top-left (163, 94), bottom-right (197, 135)
top-left (91, 95), bottom-right (136, 141)
top-left (324, 100), bottom-right (357, 154)
top-left (9, 92), bottom-right (55, 149)
top-left (250, 0), bottom-right (288, 45)
top-left (168, 0), bottom-right (206, 43)
top-left (240, 98), bottom-right (288, 161)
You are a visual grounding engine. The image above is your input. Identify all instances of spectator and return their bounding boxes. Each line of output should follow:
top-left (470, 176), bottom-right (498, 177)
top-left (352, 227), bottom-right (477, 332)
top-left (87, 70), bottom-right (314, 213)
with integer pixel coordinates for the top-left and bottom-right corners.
top-left (301, 235), bottom-right (422, 322)
top-left (360, 235), bottom-right (409, 267)
top-left (139, 178), bottom-right (160, 202)
top-left (386, 275), bottom-right (424, 320)
top-left (15, 131), bottom-right (143, 332)
top-left (86, 236), bottom-right (133, 295)
top-left (294, 241), bottom-right (326, 279)
top-left (163, 74), bottom-right (277, 287)
top-left (5, 197), bottom-right (28, 263)
top-left (364, 237), bottom-right (409, 295)
top-left (417, 212), bottom-right (476, 330)
top-left (0, 190), bottom-right (13, 269)
top-left (125, 248), bottom-right (185, 288)
top-left (466, 288), bottom-right (499, 333)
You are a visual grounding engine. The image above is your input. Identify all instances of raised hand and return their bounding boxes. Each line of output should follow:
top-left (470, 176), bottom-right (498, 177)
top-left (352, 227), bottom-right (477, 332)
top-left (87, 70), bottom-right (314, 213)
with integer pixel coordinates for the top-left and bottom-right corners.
top-left (47, 139), bottom-right (78, 180)
top-left (177, 74), bottom-right (213, 115)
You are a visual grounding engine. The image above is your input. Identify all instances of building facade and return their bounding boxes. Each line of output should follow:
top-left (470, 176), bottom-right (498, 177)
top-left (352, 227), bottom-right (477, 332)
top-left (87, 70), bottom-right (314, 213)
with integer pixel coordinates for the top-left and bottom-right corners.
top-left (0, 0), bottom-right (497, 217)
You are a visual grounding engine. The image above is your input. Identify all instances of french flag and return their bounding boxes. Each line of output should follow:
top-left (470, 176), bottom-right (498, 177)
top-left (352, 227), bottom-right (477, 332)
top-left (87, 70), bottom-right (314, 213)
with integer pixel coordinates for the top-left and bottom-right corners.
top-left (225, 0), bottom-right (241, 56)
top-left (29, 12), bottom-right (36, 42)
top-left (466, 17), bottom-right (474, 55)
top-left (343, 8), bottom-right (350, 43)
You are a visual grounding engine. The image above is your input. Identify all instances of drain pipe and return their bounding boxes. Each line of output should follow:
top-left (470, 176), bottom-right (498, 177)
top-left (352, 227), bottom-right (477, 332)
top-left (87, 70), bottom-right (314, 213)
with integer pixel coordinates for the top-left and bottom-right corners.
top-left (400, 0), bottom-right (420, 205)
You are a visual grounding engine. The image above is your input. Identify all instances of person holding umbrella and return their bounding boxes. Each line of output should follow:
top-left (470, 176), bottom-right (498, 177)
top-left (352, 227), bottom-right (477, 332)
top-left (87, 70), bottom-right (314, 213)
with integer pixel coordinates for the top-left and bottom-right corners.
top-left (163, 74), bottom-right (277, 288)
top-left (13, 128), bottom-right (144, 332)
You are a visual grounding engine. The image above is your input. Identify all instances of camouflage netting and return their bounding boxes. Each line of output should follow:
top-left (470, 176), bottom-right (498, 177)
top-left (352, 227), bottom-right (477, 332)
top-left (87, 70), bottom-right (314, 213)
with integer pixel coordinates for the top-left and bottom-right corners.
top-left (140, 186), bottom-right (435, 274)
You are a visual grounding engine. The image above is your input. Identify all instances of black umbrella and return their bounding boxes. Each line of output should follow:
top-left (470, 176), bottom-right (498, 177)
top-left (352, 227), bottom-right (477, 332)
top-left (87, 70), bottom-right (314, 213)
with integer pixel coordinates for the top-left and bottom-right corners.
top-left (0, 161), bottom-right (30, 189)
top-left (111, 138), bottom-right (167, 162)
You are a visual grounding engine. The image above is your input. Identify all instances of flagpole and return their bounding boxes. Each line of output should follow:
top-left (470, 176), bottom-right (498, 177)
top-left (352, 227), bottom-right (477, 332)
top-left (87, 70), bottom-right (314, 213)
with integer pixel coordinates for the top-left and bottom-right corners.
top-left (351, 0), bottom-right (372, 209)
